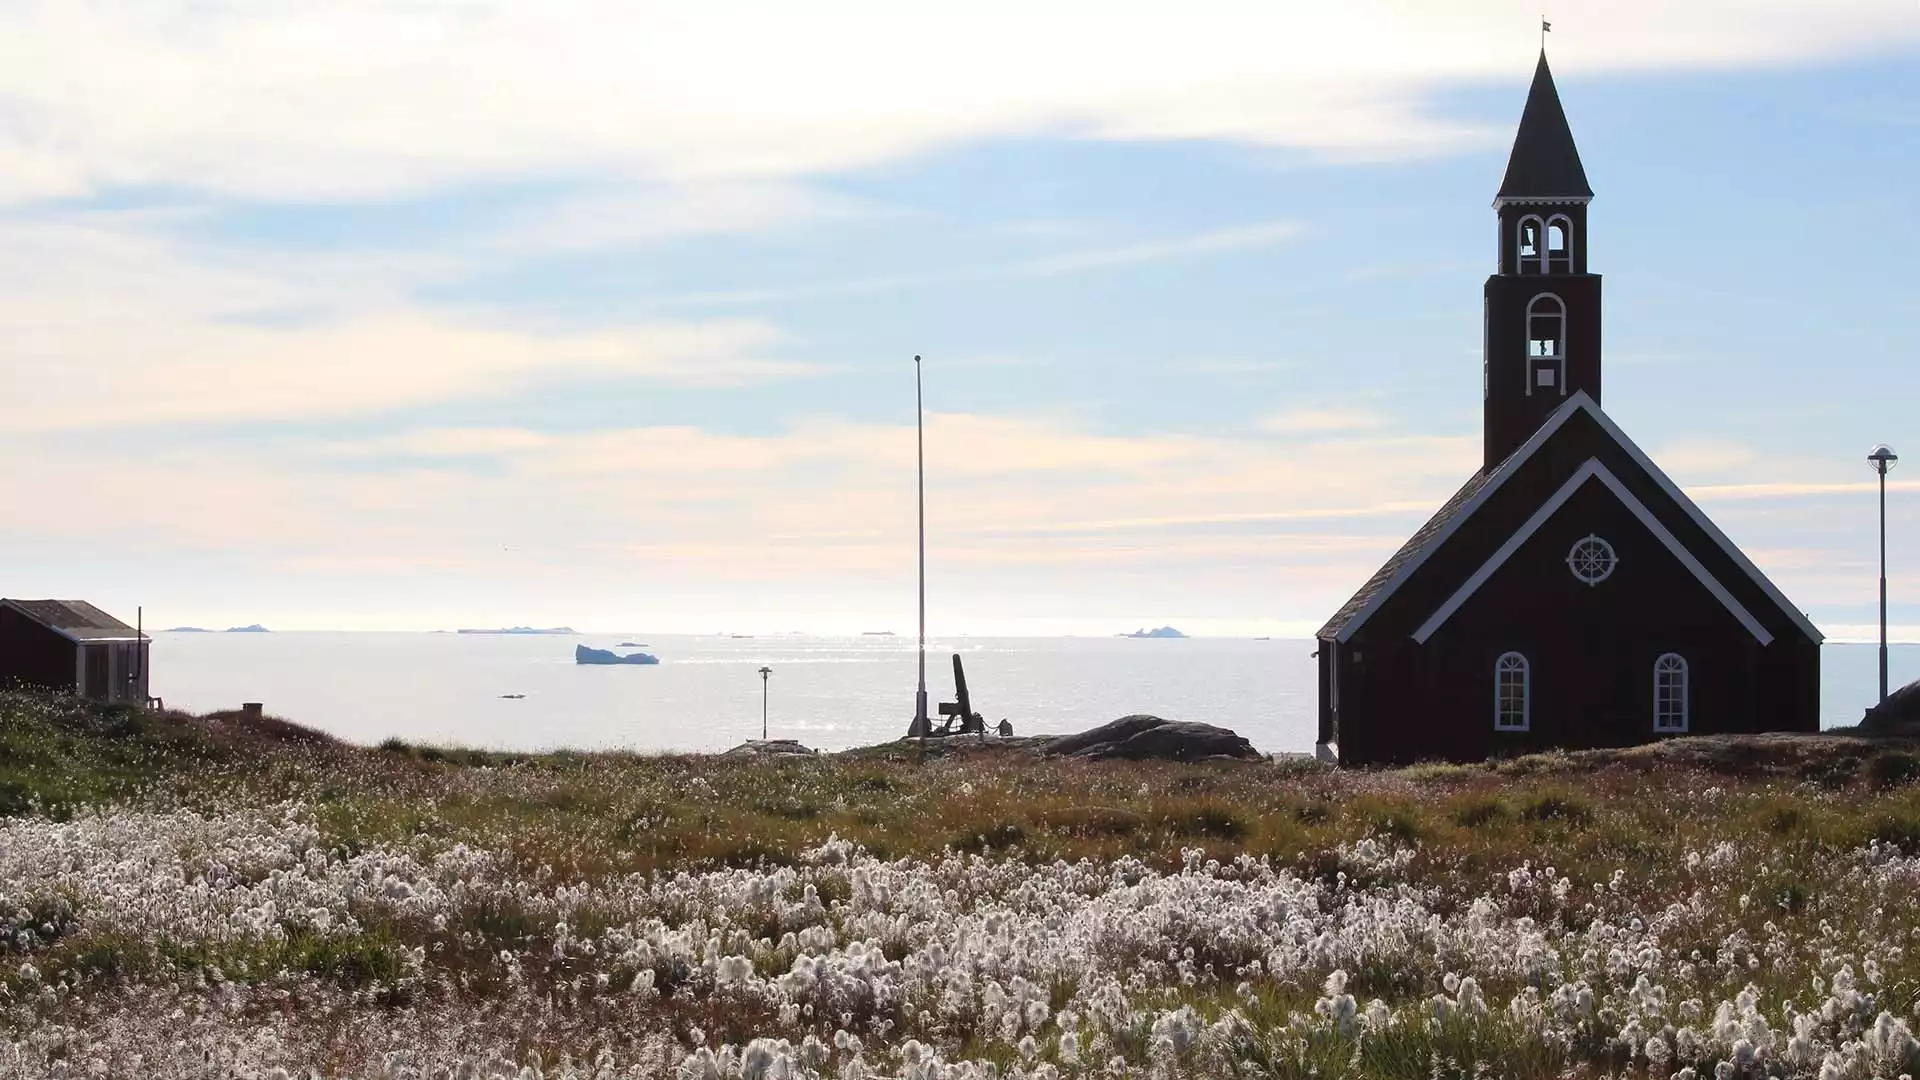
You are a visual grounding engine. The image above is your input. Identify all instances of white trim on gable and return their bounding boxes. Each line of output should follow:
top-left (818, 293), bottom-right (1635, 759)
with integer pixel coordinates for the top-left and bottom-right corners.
top-left (1577, 403), bottom-right (1824, 645)
top-left (1334, 392), bottom-right (1823, 644)
top-left (1334, 393), bottom-right (1592, 644)
top-left (1412, 458), bottom-right (1773, 645)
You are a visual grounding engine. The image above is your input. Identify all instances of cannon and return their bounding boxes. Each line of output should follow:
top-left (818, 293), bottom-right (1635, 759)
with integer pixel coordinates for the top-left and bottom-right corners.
top-left (908, 653), bottom-right (985, 737)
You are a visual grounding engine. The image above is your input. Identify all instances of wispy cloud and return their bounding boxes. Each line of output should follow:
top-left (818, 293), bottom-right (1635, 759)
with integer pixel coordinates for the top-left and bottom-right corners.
top-left (1651, 436), bottom-right (1758, 479)
top-left (1259, 406), bottom-right (1388, 434)
top-left (479, 180), bottom-right (874, 253)
top-left (1175, 357), bottom-right (1294, 377)
top-left (10, 413), bottom-right (1476, 577)
top-left (0, 215), bottom-right (821, 429)
top-left (1690, 478), bottom-right (1920, 500)
top-left (659, 220), bottom-right (1305, 307)
top-left (1006, 222), bottom-right (1304, 276)
top-left (4, 3), bottom-right (1913, 204)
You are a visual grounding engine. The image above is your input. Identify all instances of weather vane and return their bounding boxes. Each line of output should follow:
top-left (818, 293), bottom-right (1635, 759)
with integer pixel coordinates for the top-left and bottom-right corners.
top-left (1541, 17), bottom-right (1551, 50)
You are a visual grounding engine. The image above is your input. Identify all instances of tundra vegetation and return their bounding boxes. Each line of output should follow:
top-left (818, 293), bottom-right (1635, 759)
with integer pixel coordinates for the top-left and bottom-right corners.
top-left (3, 692), bottom-right (1920, 1079)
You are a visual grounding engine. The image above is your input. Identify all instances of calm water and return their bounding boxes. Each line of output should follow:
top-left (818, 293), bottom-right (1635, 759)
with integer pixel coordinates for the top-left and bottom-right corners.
top-left (147, 633), bottom-right (1918, 755)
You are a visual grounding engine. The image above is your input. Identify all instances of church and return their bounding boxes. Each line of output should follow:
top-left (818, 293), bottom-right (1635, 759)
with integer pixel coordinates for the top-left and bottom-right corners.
top-left (1314, 53), bottom-right (1822, 766)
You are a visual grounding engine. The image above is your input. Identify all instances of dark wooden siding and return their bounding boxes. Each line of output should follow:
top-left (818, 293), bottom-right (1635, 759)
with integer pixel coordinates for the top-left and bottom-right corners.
top-left (0, 606), bottom-right (79, 694)
top-left (83, 645), bottom-right (109, 699)
top-left (1484, 273), bottom-right (1603, 468)
top-left (1333, 412), bottom-right (1819, 766)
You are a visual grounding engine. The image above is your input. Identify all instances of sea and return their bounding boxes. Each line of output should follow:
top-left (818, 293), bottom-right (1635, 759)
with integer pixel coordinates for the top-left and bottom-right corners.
top-left (147, 633), bottom-right (1919, 757)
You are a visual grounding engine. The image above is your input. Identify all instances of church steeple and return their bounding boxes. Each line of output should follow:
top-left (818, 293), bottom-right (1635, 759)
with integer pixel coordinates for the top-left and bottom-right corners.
top-left (1483, 50), bottom-right (1601, 469)
top-left (1497, 52), bottom-right (1593, 202)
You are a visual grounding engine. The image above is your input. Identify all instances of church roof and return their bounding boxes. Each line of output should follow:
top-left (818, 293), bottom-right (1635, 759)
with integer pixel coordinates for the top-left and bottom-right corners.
top-left (1317, 393), bottom-right (1823, 645)
top-left (1496, 52), bottom-right (1592, 200)
top-left (1316, 470), bottom-right (1491, 640)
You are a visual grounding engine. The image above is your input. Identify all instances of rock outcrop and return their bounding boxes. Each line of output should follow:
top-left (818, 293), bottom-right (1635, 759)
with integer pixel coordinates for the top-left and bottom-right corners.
top-left (722, 739), bottom-right (815, 757)
top-left (1042, 715), bottom-right (1259, 762)
top-left (1862, 678), bottom-right (1920, 732)
top-left (574, 644), bottom-right (659, 665)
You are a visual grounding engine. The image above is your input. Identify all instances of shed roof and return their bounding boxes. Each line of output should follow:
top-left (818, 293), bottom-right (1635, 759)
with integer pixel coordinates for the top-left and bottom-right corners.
top-left (2, 599), bottom-right (147, 642)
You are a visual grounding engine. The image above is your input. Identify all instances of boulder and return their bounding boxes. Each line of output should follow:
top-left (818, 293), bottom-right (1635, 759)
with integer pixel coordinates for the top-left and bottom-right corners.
top-left (1862, 678), bottom-right (1920, 732)
top-left (1043, 714), bottom-right (1260, 762)
top-left (575, 644), bottom-right (659, 666)
top-left (722, 739), bottom-right (815, 757)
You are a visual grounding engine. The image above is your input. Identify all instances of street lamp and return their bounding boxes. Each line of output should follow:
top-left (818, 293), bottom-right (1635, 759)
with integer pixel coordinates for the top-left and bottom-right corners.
top-left (1869, 445), bottom-right (1899, 704)
top-left (758, 666), bottom-right (772, 741)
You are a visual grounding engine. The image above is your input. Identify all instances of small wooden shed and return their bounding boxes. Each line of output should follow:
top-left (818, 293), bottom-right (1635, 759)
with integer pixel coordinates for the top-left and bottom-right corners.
top-left (0, 599), bottom-right (151, 704)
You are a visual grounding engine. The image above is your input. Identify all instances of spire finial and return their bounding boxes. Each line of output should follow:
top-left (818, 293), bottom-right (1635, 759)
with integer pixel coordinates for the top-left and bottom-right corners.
top-left (1540, 16), bottom-right (1551, 52)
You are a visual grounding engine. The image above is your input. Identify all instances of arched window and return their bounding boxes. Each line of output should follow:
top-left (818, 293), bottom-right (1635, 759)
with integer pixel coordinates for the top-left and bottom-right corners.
top-left (1516, 215), bottom-right (1546, 273)
top-left (1494, 652), bottom-right (1530, 731)
top-left (1546, 215), bottom-right (1573, 273)
top-left (1525, 293), bottom-right (1566, 394)
top-left (1526, 294), bottom-right (1565, 359)
top-left (1654, 654), bottom-right (1689, 733)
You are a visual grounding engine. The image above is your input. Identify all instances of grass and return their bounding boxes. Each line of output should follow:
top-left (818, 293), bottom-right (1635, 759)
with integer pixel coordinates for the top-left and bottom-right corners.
top-left (9, 689), bottom-right (1920, 1075)
top-left (7, 691), bottom-right (1920, 886)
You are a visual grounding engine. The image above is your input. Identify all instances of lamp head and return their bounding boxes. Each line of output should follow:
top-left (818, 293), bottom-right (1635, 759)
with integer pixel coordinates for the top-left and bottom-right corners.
top-left (1869, 444), bottom-right (1899, 474)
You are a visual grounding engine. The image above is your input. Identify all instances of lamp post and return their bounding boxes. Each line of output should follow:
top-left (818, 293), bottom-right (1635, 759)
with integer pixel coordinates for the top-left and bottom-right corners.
top-left (1869, 445), bottom-right (1899, 704)
top-left (758, 666), bottom-right (772, 741)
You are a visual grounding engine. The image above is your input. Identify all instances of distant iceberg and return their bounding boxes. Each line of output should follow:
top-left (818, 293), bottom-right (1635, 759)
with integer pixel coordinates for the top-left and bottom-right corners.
top-left (458, 627), bottom-right (576, 635)
top-left (575, 644), bottom-right (659, 666)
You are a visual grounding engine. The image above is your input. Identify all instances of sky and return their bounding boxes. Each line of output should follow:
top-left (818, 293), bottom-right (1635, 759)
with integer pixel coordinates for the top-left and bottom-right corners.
top-left (0, 1), bottom-right (1916, 639)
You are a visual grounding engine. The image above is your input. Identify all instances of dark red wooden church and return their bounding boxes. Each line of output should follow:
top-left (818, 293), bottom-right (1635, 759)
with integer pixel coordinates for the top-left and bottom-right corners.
top-left (1314, 53), bottom-right (1822, 766)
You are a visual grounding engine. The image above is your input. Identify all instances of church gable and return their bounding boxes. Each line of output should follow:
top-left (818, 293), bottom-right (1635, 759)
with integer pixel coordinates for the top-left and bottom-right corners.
top-left (1414, 458), bottom-right (1773, 646)
top-left (1330, 394), bottom-right (1822, 648)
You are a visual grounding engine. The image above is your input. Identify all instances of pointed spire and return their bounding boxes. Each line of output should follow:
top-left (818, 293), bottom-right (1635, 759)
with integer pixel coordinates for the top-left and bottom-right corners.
top-left (1496, 51), bottom-right (1592, 200)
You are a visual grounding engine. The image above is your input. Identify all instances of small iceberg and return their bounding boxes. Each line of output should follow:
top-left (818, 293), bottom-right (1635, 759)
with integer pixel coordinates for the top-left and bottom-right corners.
top-left (575, 644), bottom-right (659, 666)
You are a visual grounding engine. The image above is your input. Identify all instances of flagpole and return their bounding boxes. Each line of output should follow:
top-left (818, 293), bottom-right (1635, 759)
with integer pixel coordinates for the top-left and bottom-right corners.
top-left (913, 355), bottom-right (929, 736)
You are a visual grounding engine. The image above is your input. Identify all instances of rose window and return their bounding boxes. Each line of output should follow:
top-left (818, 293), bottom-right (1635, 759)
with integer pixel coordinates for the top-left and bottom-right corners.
top-left (1566, 535), bottom-right (1617, 585)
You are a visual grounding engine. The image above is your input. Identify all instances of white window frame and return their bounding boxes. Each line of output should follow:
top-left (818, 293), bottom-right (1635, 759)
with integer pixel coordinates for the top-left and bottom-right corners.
top-left (1654, 653), bottom-right (1689, 733)
top-left (1545, 213), bottom-right (1574, 273)
top-left (1516, 214), bottom-right (1547, 274)
top-left (1524, 293), bottom-right (1567, 397)
top-left (1494, 652), bottom-right (1530, 731)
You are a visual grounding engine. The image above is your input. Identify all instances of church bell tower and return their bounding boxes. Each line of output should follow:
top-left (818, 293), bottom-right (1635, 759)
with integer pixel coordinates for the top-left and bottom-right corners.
top-left (1484, 52), bottom-right (1600, 469)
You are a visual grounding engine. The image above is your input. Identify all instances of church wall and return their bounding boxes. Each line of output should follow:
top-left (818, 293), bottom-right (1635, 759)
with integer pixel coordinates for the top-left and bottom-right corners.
top-left (1335, 464), bottom-right (1818, 765)
top-left (1428, 482), bottom-right (1763, 754)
